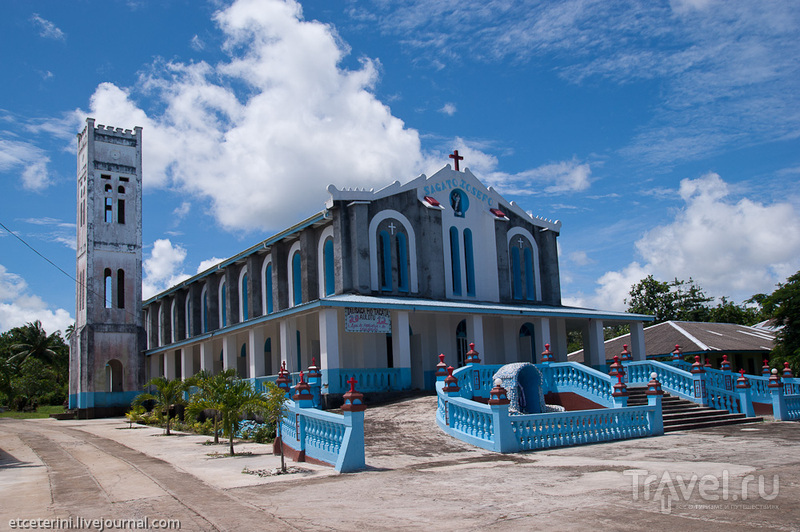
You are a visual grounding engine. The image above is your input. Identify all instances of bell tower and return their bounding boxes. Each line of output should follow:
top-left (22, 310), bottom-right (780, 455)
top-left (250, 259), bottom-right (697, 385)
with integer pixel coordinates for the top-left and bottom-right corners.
top-left (69, 118), bottom-right (145, 417)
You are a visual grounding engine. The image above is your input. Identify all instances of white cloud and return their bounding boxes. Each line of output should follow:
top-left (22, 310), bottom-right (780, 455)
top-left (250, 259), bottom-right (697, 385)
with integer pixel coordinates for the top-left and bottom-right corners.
top-left (83, 0), bottom-right (424, 233)
top-left (362, 1), bottom-right (800, 167)
top-left (439, 103), bottom-right (457, 116)
top-left (31, 14), bottom-right (65, 41)
top-left (0, 139), bottom-right (52, 191)
top-left (576, 173), bottom-right (800, 311)
top-left (172, 201), bottom-right (191, 220)
top-left (142, 239), bottom-right (190, 299)
top-left (190, 34), bottom-right (205, 51)
top-left (0, 264), bottom-right (73, 334)
top-left (196, 257), bottom-right (225, 274)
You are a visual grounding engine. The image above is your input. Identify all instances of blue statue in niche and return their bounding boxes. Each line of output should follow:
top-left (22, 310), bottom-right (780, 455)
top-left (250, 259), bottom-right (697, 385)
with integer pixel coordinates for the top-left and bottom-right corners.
top-left (493, 363), bottom-right (565, 414)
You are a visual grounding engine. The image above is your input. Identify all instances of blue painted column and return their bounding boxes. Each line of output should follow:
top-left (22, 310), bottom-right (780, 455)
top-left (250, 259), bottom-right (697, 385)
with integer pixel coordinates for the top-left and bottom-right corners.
top-left (488, 379), bottom-right (517, 453)
top-left (464, 343), bottom-right (487, 399)
top-left (338, 377), bottom-right (366, 472)
top-left (736, 369), bottom-right (755, 418)
top-left (690, 355), bottom-right (708, 406)
top-left (645, 372), bottom-right (664, 436)
top-left (769, 369), bottom-right (788, 421)
top-left (307, 358), bottom-right (321, 408)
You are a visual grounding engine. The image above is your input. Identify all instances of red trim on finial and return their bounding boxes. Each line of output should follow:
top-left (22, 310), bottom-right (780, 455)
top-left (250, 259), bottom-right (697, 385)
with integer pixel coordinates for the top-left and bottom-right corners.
top-left (490, 208), bottom-right (506, 218)
top-left (424, 195), bottom-right (441, 207)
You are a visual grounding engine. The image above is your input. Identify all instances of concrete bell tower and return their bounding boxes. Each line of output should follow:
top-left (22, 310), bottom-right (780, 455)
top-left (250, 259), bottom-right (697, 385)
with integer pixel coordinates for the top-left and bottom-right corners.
top-left (69, 118), bottom-right (145, 417)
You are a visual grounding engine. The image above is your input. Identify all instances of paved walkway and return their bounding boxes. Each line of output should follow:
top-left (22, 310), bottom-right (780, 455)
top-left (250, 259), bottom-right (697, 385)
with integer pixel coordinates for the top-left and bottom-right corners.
top-left (1, 397), bottom-right (799, 531)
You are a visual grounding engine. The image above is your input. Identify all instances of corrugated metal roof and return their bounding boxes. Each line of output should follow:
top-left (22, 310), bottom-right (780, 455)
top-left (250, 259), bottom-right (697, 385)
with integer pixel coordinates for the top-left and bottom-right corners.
top-left (568, 320), bottom-right (775, 363)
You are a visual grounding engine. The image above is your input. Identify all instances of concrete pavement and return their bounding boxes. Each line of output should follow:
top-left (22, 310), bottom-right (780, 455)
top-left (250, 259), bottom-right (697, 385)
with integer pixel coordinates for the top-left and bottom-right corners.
top-left (1, 396), bottom-right (798, 531)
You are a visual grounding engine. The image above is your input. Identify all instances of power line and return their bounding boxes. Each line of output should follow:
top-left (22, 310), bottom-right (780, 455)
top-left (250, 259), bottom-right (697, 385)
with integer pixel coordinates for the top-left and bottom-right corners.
top-left (0, 220), bottom-right (141, 323)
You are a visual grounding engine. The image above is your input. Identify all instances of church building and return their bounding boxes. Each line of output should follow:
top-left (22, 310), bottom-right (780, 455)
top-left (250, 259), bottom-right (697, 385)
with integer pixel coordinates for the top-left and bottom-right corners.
top-left (69, 121), bottom-right (652, 416)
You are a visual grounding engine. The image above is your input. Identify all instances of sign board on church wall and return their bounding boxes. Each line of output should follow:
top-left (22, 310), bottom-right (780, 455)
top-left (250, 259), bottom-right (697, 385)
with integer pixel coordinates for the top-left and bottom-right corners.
top-left (345, 308), bottom-right (391, 333)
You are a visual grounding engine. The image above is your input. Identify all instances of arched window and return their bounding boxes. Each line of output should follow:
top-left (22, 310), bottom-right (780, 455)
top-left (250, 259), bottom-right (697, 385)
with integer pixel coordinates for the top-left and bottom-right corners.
top-left (185, 295), bottom-right (192, 339)
top-left (219, 280), bottom-right (227, 328)
top-left (456, 320), bottom-right (468, 367)
top-left (464, 229), bottom-right (475, 297)
top-left (116, 269), bottom-right (125, 309)
top-left (118, 185), bottom-right (125, 194)
top-left (323, 238), bottom-right (335, 296)
top-left (379, 231), bottom-right (391, 291)
top-left (239, 270), bottom-right (249, 321)
top-left (265, 263), bottom-right (273, 314)
top-left (157, 306), bottom-right (164, 347)
top-left (509, 233), bottom-right (539, 301)
top-left (104, 268), bottom-right (112, 308)
top-left (104, 184), bottom-right (112, 192)
top-left (171, 300), bottom-right (178, 343)
top-left (524, 248), bottom-right (535, 300)
top-left (396, 232), bottom-right (408, 292)
top-left (201, 285), bottom-right (208, 333)
top-left (450, 227), bottom-right (461, 296)
top-left (292, 251), bottom-right (302, 306)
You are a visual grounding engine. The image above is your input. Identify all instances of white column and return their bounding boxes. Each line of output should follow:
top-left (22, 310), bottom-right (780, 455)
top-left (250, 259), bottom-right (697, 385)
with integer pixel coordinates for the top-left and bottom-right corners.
top-left (468, 314), bottom-right (485, 359)
top-left (200, 341), bottom-right (213, 373)
top-left (549, 319), bottom-right (568, 362)
top-left (280, 318), bottom-right (296, 372)
top-left (503, 319), bottom-right (519, 365)
top-left (249, 327), bottom-right (265, 378)
top-left (319, 308), bottom-right (340, 370)
top-left (533, 318), bottom-right (551, 363)
top-left (222, 335), bottom-right (237, 374)
top-left (164, 350), bottom-right (177, 380)
top-left (586, 319), bottom-right (605, 368)
top-left (630, 321), bottom-right (646, 361)
top-left (181, 347), bottom-right (195, 379)
top-left (392, 311), bottom-right (411, 389)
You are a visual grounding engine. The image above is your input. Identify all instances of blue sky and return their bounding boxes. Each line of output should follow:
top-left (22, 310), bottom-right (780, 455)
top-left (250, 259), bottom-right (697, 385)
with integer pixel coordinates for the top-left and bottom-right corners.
top-left (2, 0), bottom-right (799, 335)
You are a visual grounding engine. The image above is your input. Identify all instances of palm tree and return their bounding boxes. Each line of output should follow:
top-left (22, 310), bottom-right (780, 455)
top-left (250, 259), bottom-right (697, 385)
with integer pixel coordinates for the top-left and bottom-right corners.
top-left (216, 378), bottom-right (269, 456)
top-left (263, 381), bottom-right (289, 471)
top-left (10, 320), bottom-right (61, 366)
top-left (186, 369), bottom-right (236, 444)
top-left (133, 377), bottom-right (188, 435)
top-left (65, 324), bottom-right (75, 342)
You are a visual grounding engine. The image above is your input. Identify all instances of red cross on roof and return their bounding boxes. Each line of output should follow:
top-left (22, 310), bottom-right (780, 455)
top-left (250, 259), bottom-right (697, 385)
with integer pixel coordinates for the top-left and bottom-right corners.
top-left (449, 150), bottom-right (464, 171)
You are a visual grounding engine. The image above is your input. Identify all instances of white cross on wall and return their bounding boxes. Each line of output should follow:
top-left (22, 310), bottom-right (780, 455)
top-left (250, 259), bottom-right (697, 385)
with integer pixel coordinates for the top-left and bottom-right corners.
top-left (518, 237), bottom-right (525, 248)
top-left (388, 222), bottom-right (396, 235)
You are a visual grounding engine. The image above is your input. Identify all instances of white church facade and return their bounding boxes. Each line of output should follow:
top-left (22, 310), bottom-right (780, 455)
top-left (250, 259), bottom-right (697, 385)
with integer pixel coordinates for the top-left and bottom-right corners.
top-left (69, 121), bottom-right (652, 416)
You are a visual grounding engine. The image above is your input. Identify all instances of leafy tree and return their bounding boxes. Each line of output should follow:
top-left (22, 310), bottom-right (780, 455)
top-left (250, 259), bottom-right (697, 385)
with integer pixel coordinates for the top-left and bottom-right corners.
top-left (9, 320), bottom-right (65, 366)
top-left (133, 377), bottom-right (189, 435)
top-left (626, 275), bottom-right (676, 323)
top-left (186, 369), bottom-right (237, 444)
top-left (263, 381), bottom-right (289, 472)
top-left (625, 275), bottom-right (766, 325)
top-left (761, 270), bottom-right (800, 373)
top-left (215, 378), bottom-right (269, 456)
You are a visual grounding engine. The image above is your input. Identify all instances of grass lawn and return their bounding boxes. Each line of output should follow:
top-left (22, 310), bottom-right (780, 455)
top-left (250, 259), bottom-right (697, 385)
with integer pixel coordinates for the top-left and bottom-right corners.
top-left (0, 405), bottom-right (65, 419)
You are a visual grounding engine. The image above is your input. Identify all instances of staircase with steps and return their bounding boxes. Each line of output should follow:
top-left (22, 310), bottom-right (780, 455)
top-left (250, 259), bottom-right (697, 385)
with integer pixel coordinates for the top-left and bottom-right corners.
top-left (626, 387), bottom-right (763, 432)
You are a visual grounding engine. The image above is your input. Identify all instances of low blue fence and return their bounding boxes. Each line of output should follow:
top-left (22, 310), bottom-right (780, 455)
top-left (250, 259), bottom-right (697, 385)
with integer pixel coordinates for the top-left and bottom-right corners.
top-left (279, 398), bottom-right (365, 472)
top-left (437, 359), bottom-right (663, 453)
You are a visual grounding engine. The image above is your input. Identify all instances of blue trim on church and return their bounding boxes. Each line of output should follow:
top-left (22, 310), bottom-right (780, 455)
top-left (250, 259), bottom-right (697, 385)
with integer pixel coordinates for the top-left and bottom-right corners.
top-left (69, 391), bottom-right (141, 410)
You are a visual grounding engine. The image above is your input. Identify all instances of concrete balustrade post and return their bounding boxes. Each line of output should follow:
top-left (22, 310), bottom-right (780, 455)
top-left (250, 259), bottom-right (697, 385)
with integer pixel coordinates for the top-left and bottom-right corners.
top-left (769, 369), bottom-right (788, 421)
top-left (488, 378), bottom-right (517, 452)
top-left (338, 377), bottom-right (366, 472)
top-left (736, 369), bottom-right (755, 418)
top-left (690, 355), bottom-right (708, 406)
top-left (645, 372), bottom-right (664, 436)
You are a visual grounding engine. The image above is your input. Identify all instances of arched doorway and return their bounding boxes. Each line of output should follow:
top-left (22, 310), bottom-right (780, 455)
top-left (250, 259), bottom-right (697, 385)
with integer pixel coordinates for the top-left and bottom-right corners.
top-left (106, 359), bottom-right (124, 393)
